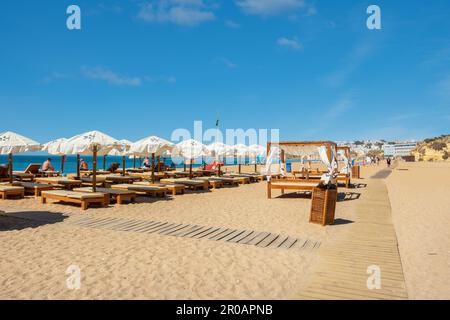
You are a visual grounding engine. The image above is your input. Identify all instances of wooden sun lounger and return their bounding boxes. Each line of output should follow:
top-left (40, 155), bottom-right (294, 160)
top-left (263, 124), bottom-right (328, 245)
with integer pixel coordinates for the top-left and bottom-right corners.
top-left (267, 179), bottom-right (321, 199)
top-left (129, 172), bottom-right (167, 181)
top-left (79, 170), bottom-right (111, 176)
top-left (209, 176), bottom-right (240, 187)
top-left (104, 175), bottom-right (141, 185)
top-left (234, 173), bottom-right (265, 181)
top-left (41, 190), bottom-right (108, 210)
top-left (111, 184), bottom-right (167, 198)
top-left (12, 182), bottom-right (54, 197)
top-left (224, 173), bottom-right (262, 183)
top-left (12, 172), bottom-right (35, 182)
top-left (134, 181), bottom-right (186, 196)
top-left (160, 178), bottom-right (209, 191)
top-left (35, 177), bottom-right (83, 190)
top-left (194, 169), bottom-right (216, 176)
top-left (0, 185), bottom-right (25, 200)
top-left (73, 187), bottom-right (136, 205)
top-left (218, 175), bottom-right (250, 185)
top-left (81, 176), bottom-right (107, 187)
top-left (193, 177), bottom-right (224, 189)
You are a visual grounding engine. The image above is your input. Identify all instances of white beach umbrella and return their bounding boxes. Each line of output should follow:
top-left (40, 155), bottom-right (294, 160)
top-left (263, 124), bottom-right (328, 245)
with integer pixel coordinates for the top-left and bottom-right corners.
top-left (42, 138), bottom-right (68, 174)
top-left (129, 136), bottom-right (174, 157)
top-left (248, 144), bottom-right (266, 172)
top-left (128, 136), bottom-right (174, 182)
top-left (232, 144), bottom-right (250, 173)
top-left (42, 138), bottom-right (67, 155)
top-left (62, 130), bottom-right (121, 191)
top-left (107, 139), bottom-right (132, 175)
top-left (207, 142), bottom-right (234, 158)
top-left (62, 130), bottom-right (120, 156)
top-left (206, 142), bottom-right (233, 175)
top-left (174, 139), bottom-right (210, 178)
top-left (0, 131), bottom-right (41, 183)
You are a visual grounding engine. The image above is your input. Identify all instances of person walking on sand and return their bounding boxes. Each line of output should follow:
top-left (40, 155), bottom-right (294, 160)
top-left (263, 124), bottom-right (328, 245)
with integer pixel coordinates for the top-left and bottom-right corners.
top-left (387, 157), bottom-right (391, 167)
top-left (41, 158), bottom-right (55, 172)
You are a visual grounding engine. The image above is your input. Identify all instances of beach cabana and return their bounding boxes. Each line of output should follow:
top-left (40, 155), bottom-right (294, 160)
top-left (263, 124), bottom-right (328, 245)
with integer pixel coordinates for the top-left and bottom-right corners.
top-left (265, 141), bottom-right (338, 199)
top-left (0, 131), bottom-right (41, 183)
top-left (128, 136), bottom-right (174, 183)
top-left (173, 139), bottom-right (210, 179)
top-left (62, 131), bottom-right (121, 192)
top-left (41, 138), bottom-right (67, 175)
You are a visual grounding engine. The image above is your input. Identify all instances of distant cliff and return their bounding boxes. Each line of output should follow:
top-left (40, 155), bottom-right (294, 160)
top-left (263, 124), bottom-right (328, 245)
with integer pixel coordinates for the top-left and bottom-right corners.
top-left (412, 135), bottom-right (450, 161)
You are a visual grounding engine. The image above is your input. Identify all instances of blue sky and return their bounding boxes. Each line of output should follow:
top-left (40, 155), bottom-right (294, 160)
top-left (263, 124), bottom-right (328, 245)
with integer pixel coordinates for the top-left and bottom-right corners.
top-left (1, 0), bottom-right (449, 144)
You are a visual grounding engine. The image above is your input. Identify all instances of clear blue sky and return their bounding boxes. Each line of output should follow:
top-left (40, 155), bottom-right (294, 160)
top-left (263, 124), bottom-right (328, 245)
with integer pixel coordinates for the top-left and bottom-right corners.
top-left (1, 0), bottom-right (449, 143)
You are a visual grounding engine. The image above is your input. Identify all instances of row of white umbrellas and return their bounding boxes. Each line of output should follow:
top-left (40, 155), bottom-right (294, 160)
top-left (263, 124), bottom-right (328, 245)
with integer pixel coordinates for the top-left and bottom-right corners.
top-left (1, 131), bottom-right (266, 158)
top-left (0, 131), bottom-right (267, 188)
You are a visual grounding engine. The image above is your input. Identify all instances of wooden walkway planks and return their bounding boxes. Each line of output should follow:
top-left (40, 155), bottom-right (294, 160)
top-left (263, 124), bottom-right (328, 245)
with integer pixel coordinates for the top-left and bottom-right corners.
top-left (66, 215), bottom-right (321, 254)
top-left (298, 178), bottom-right (408, 300)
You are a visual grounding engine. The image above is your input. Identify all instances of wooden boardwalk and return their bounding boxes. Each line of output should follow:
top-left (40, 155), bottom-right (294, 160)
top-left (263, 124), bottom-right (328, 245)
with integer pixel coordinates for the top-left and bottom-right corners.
top-left (299, 178), bottom-right (408, 300)
top-left (66, 216), bottom-right (321, 254)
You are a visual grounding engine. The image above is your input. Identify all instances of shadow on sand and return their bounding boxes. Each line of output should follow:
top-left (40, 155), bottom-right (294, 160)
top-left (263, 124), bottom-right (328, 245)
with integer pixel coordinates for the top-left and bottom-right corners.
top-left (333, 218), bottom-right (354, 225)
top-left (0, 211), bottom-right (67, 231)
top-left (337, 192), bottom-right (361, 202)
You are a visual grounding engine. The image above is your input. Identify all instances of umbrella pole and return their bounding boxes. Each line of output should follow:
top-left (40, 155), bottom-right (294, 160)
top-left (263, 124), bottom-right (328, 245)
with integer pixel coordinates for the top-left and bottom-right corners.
top-left (133, 157), bottom-right (136, 169)
top-left (189, 160), bottom-right (193, 179)
top-left (151, 153), bottom-right (155, 183)
top-left (157, 156), bottom-right (160, 172)
top-left (92, 146), bottom-right (97, 193)
top-left (122, 156), bottom-right (126, 176)
top-left (76, 154), bottom-right (80, 180)
top-left (61, 155), bottom-right (65, 175)
top-left (239, 163), bottom-right (241, 174)
top-left (254, 156), bottom-right (257, 173)
top-left (8, 153), bottom-right (13, 184)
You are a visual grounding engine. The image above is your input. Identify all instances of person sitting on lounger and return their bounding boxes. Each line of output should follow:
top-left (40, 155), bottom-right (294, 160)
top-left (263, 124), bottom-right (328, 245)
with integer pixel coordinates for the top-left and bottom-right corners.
top-left (41, 158), bottom-right (55, 171)
top-left (107, 163), bottom-right (120, 173)
top-left (80, 159), bottom-right (89, 171)
top-left (142, 157), bottom-right (151, 169)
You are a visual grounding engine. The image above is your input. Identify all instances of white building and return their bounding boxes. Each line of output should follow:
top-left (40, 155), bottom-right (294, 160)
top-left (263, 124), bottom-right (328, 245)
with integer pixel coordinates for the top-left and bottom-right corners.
top-left (383, 143), bottom-right (417, 157)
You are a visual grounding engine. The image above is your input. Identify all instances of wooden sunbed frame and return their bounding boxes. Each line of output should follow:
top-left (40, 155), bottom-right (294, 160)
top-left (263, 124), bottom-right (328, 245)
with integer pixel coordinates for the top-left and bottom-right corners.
top-left (35, 177), bottom-right (83, 190)
top-left (111, 184), bottom-right (167, 198)
top-left (41, 190), bottom-right (108, 210)
top-left (0, 186), bottom-right (25, 200)
top-left (267, 178), bottom-right (321, 199)
top-left (160, 178), bottom-right (209, 191)
top-left (73, 187), bottom-right (136, 205)
top-left (12, 182), bottom-right (54, 197)
top-left (193, 177), bottom-right (223, 189)
top-left (134, 181), bottom-right (186, 196)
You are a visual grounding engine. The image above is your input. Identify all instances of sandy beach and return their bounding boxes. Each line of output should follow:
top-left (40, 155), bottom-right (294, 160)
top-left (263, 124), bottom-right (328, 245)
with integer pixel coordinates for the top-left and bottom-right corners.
top-left (0, 162), bottom-right (448, 299)
top-left (385, 161), bottom-right (450, 300)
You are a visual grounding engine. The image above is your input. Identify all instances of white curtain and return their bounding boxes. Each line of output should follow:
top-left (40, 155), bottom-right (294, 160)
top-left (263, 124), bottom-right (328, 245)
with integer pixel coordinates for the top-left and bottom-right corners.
top-left (317, 146), bottom-right (338, 184)
top-left (339, 151), bottom-right (352, 175)
top-left (264, 146), bottom-right (281, 179)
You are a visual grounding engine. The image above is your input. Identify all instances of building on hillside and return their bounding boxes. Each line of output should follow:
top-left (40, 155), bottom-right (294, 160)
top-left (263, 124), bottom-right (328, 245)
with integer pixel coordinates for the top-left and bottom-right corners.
top-left (383, 142), bottom-right (417, 157)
